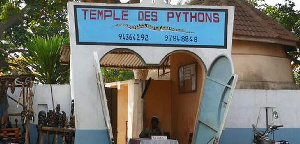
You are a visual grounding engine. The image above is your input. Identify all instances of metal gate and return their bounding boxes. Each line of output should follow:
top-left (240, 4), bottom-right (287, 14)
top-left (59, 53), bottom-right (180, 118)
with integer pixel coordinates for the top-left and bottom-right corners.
top-left (193, 57), bottom-right (238, 144)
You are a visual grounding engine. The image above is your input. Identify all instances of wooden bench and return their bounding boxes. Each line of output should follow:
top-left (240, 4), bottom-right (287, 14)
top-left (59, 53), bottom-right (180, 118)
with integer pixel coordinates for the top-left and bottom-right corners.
top-left (0, 128), bottom-right (22, 140)
top-left (36, 126), bottom-right (75, 144)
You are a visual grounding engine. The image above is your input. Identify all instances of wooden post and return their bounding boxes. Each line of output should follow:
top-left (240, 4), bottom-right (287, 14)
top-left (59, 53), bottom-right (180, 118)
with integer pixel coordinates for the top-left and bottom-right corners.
top-left (62, 135), bottom-right (66, 144)
top-left (22, 83), bottom-right (25, 110)
top-left (25, 119), bottom-right (30, 144)
top-left (55, 134), bottom-right (58, 144)
top-left (47, 131), bottom-right (50, 144)
top-left (40, 133), bottom-right (44, 144)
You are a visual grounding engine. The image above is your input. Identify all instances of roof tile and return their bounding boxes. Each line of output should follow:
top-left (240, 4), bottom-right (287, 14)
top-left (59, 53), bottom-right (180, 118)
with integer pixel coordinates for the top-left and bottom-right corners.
top-left (190, 0), bottom-right (299, 42)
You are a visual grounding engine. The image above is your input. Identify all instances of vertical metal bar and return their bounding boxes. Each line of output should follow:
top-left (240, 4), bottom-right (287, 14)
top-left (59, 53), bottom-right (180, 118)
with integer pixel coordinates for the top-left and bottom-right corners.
top-left (94, 51), bottom-right (114, 144)
top-left (22, 83), bottom-right (25, 111)
top-left (126, 121), bottom-right (128, 144)
top-left (266, 108), bottom-right (268, 128)
top-left (141, 78), bottom-right (152, 99)
top-left (50, 85), bottom-right (54, 110)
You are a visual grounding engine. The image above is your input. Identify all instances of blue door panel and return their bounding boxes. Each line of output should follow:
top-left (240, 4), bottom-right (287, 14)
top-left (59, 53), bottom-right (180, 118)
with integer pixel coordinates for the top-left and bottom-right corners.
top-left (193, 57), bottom-right (237, 144)
top-left (195, 123), bottom-right (218, 144)
top-left (208, 57), bottom-right (232, 83)
top-left (199, 78), bottom-right (227, 130)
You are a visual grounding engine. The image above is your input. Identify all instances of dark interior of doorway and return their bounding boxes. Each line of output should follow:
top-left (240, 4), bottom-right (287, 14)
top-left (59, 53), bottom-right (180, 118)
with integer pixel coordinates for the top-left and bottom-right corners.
top-left (105, 87), bottom-right (118, 144)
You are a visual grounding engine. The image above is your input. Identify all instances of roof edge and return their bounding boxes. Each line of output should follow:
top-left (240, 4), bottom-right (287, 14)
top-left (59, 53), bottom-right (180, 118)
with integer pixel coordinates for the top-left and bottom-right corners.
top-left (233, 35), bottom-right (298, 48)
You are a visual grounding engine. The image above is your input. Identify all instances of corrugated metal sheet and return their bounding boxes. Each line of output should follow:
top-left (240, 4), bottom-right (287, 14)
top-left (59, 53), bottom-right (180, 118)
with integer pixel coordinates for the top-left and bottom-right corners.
top-left (60, 45), bottom-right (70, 65)
top-left (59, 46), bottom-right (169, 69)
top-left (100, 53), bottom-right (146, 69)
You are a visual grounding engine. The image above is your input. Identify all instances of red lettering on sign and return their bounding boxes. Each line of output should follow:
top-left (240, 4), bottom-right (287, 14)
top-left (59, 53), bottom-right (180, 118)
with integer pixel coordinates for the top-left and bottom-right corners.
top-left (97, 10), bottom-right (103, 20)
top-left (166, 11), bottom-right (220, 23)
top-left (175, 12), bottom-right (181, 22)
top-left (113, 10), bottom-right (120, 20)
top-left (138, 11), bottom-right (157, 21)
top-left (122, 10), bottom-right (128, 20)
top-left (198, 12), bottom-right (205, 22)
top-left (80, 9), bottom-right (221, 23)
top-left (104, 10), bottom-right (112, 20)
top-left (82, 9), bottom-right (89, 20)
top-left (151, 11), bottom-right (157, 21)
top-left (213, 13), bottom-right (219, 23)
top-left (182, 12), bottom-right (189, 22)
top-left (144, 11), bottom-right (151, 21)
top-left (90, 9), bottom-right (96, 20)
top-left (190, 12), bottom-right (197, 22)
top-left (152, 11), bottom-right (157, 21)
top-left (206, 13), bottom-right (212, 22)
top-left (167, 12), bottom-right (174, 22)
top-left (138, 11), bottom-right (143, 21)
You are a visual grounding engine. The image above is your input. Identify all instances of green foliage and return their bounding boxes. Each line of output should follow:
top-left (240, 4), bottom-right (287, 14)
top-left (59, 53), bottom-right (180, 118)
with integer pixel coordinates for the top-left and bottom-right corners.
top-left (0, 50), bottom-right (9, 72)
top-left (263, 0), bottom-right (300, 37)
top-left (101, 68), bottom-right (134, 83)
top-left (247, 0), bottom-right (300, 37)
top-left (24, 0), bottom-right (69, 38)
top-left (0, 1), bottom-right (21, 23)
top-left (295, 69), bottom-right (300, 84)
top-left (0, 0), bottom-right (70, 75)
top-left (22, 35), bottom-right (69, 84)
top-left (248, 0), bottom-right (266, 9)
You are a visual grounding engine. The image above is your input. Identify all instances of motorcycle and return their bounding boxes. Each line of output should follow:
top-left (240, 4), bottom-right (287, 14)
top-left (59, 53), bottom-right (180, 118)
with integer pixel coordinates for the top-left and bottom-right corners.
top-left (252, 124), bottom-right (289, 144)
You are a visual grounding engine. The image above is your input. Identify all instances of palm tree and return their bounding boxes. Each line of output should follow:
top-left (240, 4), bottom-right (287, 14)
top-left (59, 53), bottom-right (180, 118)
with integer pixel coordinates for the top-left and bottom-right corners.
top-left (22, 36), bottom-right (69, 84)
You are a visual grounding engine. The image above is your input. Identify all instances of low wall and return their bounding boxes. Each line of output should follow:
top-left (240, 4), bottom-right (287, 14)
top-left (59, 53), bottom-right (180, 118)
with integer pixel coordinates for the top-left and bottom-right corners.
top-left (220, 89), bottom-right (300, 144)
top-left (4, 84), bottom-right (71, 144)
top-left (6, 84), bottom-right (71, 125)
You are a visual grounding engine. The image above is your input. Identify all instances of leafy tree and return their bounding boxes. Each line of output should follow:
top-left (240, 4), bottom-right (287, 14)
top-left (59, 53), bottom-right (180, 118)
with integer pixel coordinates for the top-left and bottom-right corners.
top-left (248, 0), bottom-right (265, 9)
top-left (101, 68), bottom-right (134, 83)
top-left (22, 35), bottom-right (69, 84)
top-left (0, 0), bottom-right (69, 74)
top-left (295, 69), bottom-right (300, 84)
top-left (263, 0), bottom-right (300, 37)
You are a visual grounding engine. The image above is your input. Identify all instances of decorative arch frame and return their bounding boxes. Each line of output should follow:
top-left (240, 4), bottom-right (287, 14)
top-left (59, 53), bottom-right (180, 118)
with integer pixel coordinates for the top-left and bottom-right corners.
top-left (67, 1), bottom-right (235, 144)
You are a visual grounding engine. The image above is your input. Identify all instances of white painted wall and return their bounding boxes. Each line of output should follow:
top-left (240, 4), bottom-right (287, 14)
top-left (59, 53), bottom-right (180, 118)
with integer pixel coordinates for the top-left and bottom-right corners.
top-left (6, 84), bottom-right (71, 125)
top-left (127, 80), bottom-right (135, 139)
top-left (126, 79), bottom-right (144, 139)
top-left (67, 2), bottom-right (235, 131)
top-left (225, 89), bottom-right (300, 128)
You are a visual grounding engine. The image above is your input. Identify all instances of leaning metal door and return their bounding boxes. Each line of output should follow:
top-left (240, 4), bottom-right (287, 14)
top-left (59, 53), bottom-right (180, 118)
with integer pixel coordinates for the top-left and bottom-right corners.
top-left (193, 57), bottom-right (238, 144)
top-left (93, 52), bottom-right (114, 144)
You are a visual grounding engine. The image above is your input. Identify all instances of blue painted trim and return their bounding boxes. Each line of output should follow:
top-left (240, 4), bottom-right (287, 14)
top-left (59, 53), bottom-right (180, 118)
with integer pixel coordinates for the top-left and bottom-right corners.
top-left (75, 129), bottom-right (111, 144)
top-left (220, 128), bottom-right (300, 144)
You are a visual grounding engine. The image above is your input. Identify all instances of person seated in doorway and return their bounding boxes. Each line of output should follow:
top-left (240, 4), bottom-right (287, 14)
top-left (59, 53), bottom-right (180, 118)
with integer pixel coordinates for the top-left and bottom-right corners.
top-left (139, 116), bottom-right (164, 138)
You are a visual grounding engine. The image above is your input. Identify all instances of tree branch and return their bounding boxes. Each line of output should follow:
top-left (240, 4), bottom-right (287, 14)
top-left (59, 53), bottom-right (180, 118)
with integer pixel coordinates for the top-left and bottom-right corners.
top-left (0, 48), bottom-right (9, 56)
top-left (287, 53), bottom-right (300, 65)
top-left (8, 49), bottom-right (28, 54)
top-left (0, 5), bottom-right (29, 39)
